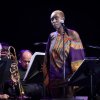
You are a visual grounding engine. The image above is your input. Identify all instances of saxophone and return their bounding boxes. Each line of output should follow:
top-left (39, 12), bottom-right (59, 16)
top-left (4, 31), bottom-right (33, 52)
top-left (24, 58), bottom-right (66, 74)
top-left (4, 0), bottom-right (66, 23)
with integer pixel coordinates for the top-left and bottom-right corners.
top-left (7, 46), bottom-right (25, 98)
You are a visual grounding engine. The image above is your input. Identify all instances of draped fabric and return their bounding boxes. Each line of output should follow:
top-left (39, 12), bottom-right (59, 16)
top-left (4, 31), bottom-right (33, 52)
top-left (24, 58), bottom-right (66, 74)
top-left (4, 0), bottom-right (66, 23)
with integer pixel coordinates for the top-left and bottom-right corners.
top-left (43, 29), bottom-right (85, 87)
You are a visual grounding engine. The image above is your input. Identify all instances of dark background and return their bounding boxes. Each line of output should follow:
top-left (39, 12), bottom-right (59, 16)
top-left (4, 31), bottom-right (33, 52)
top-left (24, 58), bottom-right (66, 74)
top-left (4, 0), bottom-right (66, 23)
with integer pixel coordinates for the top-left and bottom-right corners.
top-left (0, 0), bottom-right (100, 57)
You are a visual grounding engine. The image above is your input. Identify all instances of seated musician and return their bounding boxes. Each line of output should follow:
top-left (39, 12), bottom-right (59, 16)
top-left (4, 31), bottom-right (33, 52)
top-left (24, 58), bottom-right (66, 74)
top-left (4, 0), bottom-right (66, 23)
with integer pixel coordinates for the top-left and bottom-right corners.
top-left (17, 49), bottom-right (44, 100)
top-left (0, 42), bottom-right (10, 99)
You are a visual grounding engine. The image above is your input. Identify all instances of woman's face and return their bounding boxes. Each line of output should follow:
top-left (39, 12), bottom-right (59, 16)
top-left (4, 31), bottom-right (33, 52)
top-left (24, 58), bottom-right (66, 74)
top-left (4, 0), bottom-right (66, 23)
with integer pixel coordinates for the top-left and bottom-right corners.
top-left (50, 13), bottom-right (63, 30)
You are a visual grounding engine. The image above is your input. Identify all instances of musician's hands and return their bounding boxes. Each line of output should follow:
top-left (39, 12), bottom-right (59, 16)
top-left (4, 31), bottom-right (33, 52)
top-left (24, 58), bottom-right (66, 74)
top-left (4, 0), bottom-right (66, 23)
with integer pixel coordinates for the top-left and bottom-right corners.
top-left (0, 94), bottom-right (9, 99)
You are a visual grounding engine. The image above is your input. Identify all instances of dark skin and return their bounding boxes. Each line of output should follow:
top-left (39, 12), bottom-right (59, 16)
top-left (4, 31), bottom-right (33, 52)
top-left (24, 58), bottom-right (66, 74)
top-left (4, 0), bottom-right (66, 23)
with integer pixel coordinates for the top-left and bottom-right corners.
top-left (50, 11), bottom-right (66, 35)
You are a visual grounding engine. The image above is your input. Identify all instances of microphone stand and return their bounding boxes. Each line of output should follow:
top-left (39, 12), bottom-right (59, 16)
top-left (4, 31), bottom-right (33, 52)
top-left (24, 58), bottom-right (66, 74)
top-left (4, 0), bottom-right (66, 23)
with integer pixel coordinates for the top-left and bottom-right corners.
top-left (62, 25), bottom-right (68, 98)
top-left (62, 32), bottom-right (66, 97)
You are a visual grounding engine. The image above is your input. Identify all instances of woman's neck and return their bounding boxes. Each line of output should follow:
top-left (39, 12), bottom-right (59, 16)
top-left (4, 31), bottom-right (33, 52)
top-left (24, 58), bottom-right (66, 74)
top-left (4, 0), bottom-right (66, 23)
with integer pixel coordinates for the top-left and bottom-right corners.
top-left (57, 27), bottom-right (64, 35)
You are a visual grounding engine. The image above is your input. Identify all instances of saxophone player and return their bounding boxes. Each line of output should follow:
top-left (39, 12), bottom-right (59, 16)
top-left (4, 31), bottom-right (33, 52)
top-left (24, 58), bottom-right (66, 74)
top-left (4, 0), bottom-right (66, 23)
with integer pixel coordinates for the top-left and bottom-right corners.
top-left (0, 42), bottom-right (10, 99)
top-left (0, 42), bottom-right (24, 99)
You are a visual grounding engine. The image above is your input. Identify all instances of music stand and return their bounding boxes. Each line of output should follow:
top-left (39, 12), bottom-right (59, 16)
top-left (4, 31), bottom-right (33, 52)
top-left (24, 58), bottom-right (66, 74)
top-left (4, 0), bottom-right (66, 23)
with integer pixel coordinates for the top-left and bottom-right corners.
top-left (68, 57), bottom-right (100, 100)
top-left (23, 52), bottom-right (45, 83)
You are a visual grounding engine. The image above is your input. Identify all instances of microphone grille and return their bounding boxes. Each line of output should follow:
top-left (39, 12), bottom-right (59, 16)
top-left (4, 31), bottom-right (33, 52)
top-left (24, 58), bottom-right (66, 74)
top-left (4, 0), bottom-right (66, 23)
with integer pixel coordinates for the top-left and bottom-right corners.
top-left (60, 20), bottom-right (64, 24)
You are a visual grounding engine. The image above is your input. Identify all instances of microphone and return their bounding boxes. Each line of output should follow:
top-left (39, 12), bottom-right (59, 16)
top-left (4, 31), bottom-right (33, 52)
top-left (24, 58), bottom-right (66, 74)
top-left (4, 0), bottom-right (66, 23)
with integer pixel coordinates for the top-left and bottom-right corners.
top-left (88, 45), bottom-right (100, 49)
top-left (33, 42), bottom-right (47, 45)
top-left (60, 20), bottom-right (68, 33)
top-left (60, 20), bottom-right (65, 26)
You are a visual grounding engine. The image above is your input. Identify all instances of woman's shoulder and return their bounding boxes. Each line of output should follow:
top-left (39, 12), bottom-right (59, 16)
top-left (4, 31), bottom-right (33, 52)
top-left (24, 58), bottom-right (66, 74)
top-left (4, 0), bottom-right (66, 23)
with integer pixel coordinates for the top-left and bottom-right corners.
top-left (49, 31), bottom-right (57, 39)
top-left (68, 29), bottom-right (80, 41)
top-left (68, 29), bottom-right (79, 36)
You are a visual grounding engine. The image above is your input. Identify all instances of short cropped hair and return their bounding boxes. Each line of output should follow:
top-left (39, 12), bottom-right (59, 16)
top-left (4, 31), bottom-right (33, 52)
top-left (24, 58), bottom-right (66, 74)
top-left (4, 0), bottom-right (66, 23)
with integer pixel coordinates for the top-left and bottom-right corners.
top-left (51, 10), bottom-right (65, 20)
top-left (18, 49), bottom-right (33, 59)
